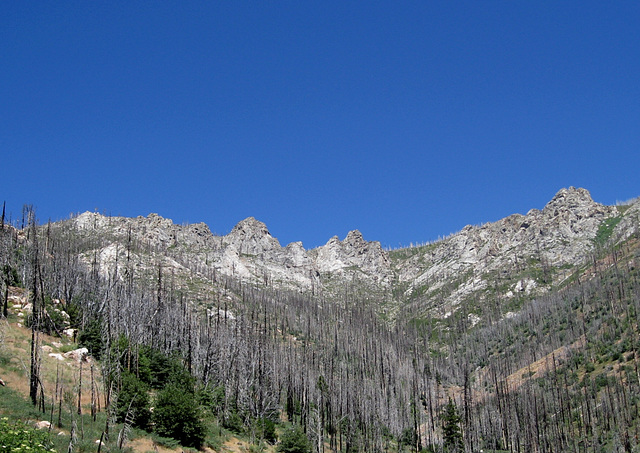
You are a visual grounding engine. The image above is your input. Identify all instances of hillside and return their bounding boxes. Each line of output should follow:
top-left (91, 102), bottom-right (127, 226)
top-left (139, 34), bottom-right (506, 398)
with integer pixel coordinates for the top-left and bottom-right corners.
top-left (54, 187), bottom-right (639, 320)
top-left (1, 186), bottom-right (639, 452)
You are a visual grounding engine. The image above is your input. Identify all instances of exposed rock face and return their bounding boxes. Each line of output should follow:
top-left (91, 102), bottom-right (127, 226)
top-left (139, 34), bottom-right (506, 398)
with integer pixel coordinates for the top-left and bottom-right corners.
top-left (71, 210), bottom-right (391, 294)
top-left (394, 187), bottom-right (624, 315)
top-left (66, 187), bottom-right (639, 321)
top-left (316, 230), bottom-right (391, 284)
top-left (224, 217), bottom-right (281, 255)
top-left (74, 211), bottom-right (213, 250)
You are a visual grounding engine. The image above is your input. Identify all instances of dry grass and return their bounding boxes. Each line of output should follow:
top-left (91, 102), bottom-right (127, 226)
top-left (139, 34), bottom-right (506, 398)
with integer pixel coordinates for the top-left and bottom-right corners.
top-left (503, 335), bottom-right (586, 391)
top-left (1, 300), bottom-right (274, 453)
top-left (1, 312), bottom-right (104, 413)
top-left (127, 436), bottom-right (181, 453)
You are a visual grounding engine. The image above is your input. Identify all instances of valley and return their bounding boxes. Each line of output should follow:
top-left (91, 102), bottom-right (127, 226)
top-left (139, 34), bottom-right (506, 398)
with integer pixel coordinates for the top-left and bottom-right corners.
top-left (1, 187), bottom-right (639, 452)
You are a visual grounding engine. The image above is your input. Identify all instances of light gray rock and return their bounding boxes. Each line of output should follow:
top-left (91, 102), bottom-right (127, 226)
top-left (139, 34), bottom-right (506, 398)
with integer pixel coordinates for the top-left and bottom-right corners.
top-left (35, 420), bottom-right (52, 429)
top-left (224, 217), bottom-right (281, 256)
top-left (63, 347), bottom-right (89, 362)
top-left (316, 230), bottom-right (391, 283)
top-left (62, 187), bottom-right (638, 322)
top-left (393, 187), bottom-right (620, 315)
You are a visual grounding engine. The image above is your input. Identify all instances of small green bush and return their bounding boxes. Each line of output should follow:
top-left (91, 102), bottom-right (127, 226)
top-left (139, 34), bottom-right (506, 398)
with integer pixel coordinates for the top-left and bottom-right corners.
top-left (255, 417), bottom-right (277, 444)
top-left (63, 301), bottom-right (82, 329)
top-left (152, 383), bottom-right (206, 449)
top-left (78, 318), bottom-right (104, 359)
top-left (150, 434), bottom-right (181, 449)
top-left (59, 343), bottom-right (78, 353)
top-left (117, 371), bottom-right (151, 429)
top-left (277, 424), bottom-right (311, 453)
top-left (137, 346), bottom-right (187, 389)
top-left (0, 417), bottom-right (56, 453)
top-left (595, 373), bottom-right (610, 390)
top-left (222, 409), bottom-right (245, 434)
top-left (197, 384), bottom-right (225, 416)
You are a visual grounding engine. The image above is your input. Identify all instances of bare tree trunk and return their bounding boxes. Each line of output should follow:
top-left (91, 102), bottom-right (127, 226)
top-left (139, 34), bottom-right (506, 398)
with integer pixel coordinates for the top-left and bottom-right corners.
top-left (2, 281), bottom-right (7, 319)
top-left (91, 364), bottom-right (97, 421)
top-left (29, 208), bottom-right (42, 408)
top-left (77, 360), bottom-right (83, 415)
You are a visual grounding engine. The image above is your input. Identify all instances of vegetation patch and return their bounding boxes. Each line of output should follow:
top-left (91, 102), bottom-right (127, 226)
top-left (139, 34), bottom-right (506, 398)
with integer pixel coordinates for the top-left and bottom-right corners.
top-left (594, 216), bottom-right (622, 245)
top-left (0, 416), bottom-right (56, 453)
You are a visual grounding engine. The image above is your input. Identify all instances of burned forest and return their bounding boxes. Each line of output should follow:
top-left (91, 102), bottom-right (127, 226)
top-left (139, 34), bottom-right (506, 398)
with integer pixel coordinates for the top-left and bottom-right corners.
top-left (1, 189), bottom-right (640, 452)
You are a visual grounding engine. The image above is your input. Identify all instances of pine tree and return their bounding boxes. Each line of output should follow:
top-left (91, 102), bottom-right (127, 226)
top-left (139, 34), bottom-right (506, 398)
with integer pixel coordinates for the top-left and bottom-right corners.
top-left (278, 424), bottom-right (312, 453)
top-left (153, 383), bottom-right (206, 448)
top-left (441, 398), bottom-right (463, 452)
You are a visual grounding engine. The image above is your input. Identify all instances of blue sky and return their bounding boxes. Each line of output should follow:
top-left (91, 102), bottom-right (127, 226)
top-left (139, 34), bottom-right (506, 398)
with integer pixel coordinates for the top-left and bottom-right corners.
top-left (2, 2), bottom-right (639, 248)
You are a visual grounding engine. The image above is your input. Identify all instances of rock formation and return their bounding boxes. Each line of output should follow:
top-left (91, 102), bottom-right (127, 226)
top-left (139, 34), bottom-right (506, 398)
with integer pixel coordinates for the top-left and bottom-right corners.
top-left (65, 187), bottom-right (639, 321)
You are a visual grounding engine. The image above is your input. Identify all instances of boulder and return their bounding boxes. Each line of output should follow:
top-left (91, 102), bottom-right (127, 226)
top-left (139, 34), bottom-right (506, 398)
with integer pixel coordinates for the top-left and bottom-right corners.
top-left (63, 347), bottom-right (89, 362)
top-left (63, 328), bottom-right (76, 338)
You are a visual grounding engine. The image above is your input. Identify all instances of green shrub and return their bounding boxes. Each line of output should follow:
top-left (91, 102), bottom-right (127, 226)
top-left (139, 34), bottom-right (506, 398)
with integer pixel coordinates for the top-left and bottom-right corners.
top-left (78, 318), bottom-right (104, 359)
top-left (152, 383), bottom-right (206, 449)
top-left (63, 301), bottom-right (82, 329)
top-left (255, 417), bottom-right (277, 444)
top-left (59, 343), bottom-right (78, 353)
top-left (400, 427), bottom-right (418, 447)
top-left (222, 409), bottom-right (245, 434)
top-left (150, 434), bottom-right (181, 449)
top-left (0, 417), bottom-right (56, 453)
top-left (198, 384), bottom-right (225, 418)
top-left (277, 424), bottom-right (311, 453)
top-left (595, 373), bottom-right (610, 390)
top-left (117, 371), bottom-right (151, 429)
top-left (138, 346), bottom-right (187, 389)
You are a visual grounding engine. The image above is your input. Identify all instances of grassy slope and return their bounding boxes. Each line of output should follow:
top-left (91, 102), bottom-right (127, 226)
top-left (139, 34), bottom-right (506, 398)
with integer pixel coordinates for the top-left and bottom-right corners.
top-left (0, 302), bottom-right (273, 453)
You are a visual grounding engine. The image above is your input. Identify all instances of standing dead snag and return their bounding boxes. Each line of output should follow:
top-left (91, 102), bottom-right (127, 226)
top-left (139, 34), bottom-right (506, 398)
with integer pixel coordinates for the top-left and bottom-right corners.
top-left (27, 207), bottom-right (44, 409)
top-left (77, 360), bottom-right (83, 415)
top-left (91, 364), bottom-right (97, 421)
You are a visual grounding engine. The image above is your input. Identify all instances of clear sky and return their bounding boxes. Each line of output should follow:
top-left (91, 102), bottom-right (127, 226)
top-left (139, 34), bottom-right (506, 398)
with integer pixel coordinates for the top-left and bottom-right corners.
top-left (2, 2), bottom-right (639, 249)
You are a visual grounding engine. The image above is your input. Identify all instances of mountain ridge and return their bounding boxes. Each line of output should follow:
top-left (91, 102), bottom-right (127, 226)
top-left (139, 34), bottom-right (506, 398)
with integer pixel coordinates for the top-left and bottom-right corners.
top-left (62, 186), bottom-right (640, 324)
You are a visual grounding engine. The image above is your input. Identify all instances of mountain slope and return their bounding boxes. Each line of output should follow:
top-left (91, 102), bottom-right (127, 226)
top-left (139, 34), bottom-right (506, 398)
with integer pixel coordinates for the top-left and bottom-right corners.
top-left (2, 186), bottom-right (640, 453)
top-left (63, 187), bottom-right (639, 324)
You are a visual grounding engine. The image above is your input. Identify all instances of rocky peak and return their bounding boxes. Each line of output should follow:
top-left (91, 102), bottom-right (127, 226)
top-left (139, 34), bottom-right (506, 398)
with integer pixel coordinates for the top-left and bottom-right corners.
top-left (542, 187), bottom-right (597, 216)
top-left (132, 213), bottom-right (178, 247)
top-left (185, 222), bottom-right (212, 238)
top-left (394, 187), bottom-right (624, 318)
top-left (283, 241), bottom-right (312, 268)
top-left (343, 230), bottom-right (367, 249)
top-left (228, 217), bottom-right (275, 242)
top-left (225, 217), bottom-right (281, 255)
top-left (74, 211), bottom-right (107, 230)
top-left (316, 229), bottom-right (391, 283)
top-left (62, 187), bottom-right (636, 322)
top-left (535, 187), bottom-right (616, 241)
